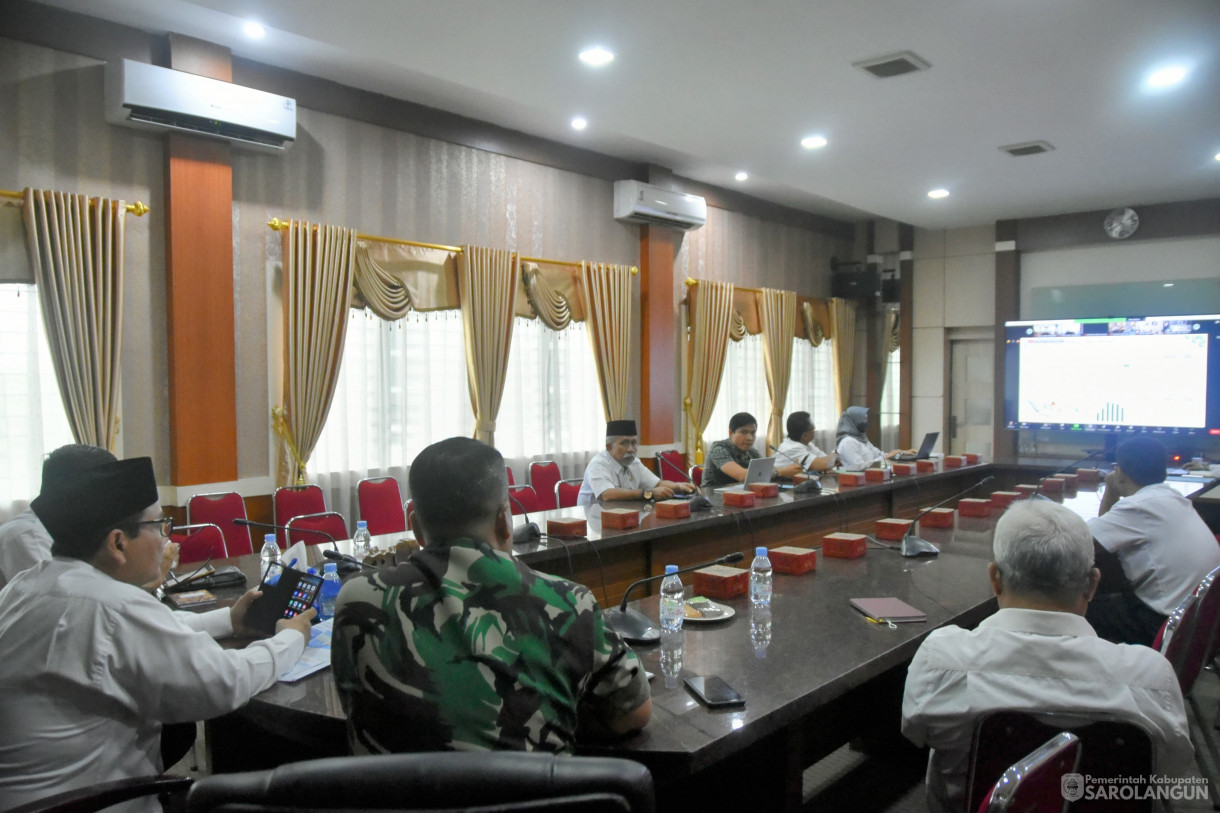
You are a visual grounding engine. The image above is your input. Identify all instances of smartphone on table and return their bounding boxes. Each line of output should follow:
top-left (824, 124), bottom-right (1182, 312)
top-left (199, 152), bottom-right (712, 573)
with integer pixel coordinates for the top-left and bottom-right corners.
top-left (684, 675), bottom-right (746, 708)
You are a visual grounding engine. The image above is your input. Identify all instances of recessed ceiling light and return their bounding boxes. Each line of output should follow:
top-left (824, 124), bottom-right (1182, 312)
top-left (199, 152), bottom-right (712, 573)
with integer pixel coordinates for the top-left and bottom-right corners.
top-left (570, 116), bottom-right (587, 131)
top-left (735, 171), bottom-right (749, 182)
top-left (1214, 151), bottom-right (1220, 161)
top-left (1164, 283), bottom-right (1175, 288)
top-left (242, 21), bottom-right (266, 39)
top-left (578, 46), bottom-right (615, 67)
top-left (927, 188), bottom-right (950, 199)
top-left (801, 135), bottom-right (828, 150)
top-left (1146, 65), bottom-right (1188, 89)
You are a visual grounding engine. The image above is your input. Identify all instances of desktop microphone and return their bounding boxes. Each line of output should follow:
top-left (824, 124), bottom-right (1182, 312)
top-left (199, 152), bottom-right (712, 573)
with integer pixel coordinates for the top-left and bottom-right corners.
top-left (899, 475), bottom-right (996, 558)
top-left (508, 495), bottom-right (541, 545)
top-left (233, 519), bottom-right (364, 574)
top-left (605, 551), bottom-right (746, 644)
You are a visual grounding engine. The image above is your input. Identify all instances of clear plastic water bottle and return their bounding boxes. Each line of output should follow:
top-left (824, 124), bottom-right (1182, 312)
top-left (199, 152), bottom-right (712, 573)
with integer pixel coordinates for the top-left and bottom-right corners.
top-left (319, 562), bottom-right (342, 620)
top-left (659, 564), bottom-right (684, 631)
top-left (351, 520), bottom-right (372, 558)
top-left (750, 546), bottom-right (773, 608)
top-left (260, 533), bottom-right (280, 582)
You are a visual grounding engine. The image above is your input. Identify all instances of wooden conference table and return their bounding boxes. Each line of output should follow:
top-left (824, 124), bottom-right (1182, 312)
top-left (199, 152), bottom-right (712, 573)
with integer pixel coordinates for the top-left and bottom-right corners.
top-left (203, 461), bottom-right (1203, 810)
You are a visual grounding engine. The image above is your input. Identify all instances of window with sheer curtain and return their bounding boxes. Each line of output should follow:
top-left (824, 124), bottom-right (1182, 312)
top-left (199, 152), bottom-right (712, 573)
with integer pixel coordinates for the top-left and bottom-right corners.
top-left (879, 347), bottom-right (901, 451)
top-left (311, 310), bottom-right (603, 521)
top-left (785, 338), bottom-right (839, 453)
top-left (0, 284), bottom-right (74, 521)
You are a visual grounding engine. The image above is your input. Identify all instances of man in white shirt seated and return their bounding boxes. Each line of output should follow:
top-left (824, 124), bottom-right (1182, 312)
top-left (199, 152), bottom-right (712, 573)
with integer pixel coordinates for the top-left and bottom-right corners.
top-left (0, 457), bottom-right (314, 812)
top-left (775, 411), bottom-right (835, 473)
top-left (577, 419), bottom-right (696, 506)
top-left (0, 443), bottom-right (115, 591)
top-left (1086, 436), bottom-right (1220, 646)
top-left (902, 499), bottom-right (1191, 813)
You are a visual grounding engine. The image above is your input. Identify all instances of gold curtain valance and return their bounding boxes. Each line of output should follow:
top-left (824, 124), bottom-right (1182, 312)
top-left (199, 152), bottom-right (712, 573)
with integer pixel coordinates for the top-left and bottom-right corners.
top-left (685, 278), bottom-right (835, 344)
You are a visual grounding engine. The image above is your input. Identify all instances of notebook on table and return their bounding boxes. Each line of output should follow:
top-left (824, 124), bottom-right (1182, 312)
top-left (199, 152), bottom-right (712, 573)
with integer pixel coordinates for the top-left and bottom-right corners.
top-left (892, 432), bottom-right (940, 462)
top-left (714, 456), bottom-right (775, 492)
top-left (849, 597), bottom-right (927, 624)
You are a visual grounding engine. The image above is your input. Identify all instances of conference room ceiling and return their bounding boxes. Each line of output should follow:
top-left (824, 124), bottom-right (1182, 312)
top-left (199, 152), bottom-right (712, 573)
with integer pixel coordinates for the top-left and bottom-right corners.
top-left (29, 0), bottom-right (1220, 229)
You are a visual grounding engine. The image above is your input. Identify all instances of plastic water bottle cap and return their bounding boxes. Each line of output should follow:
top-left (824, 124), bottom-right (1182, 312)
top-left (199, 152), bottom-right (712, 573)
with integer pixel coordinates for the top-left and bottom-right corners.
top-left (755, 546), bottom-right (767, 556)
top-left (664, 564), bottom-right (678, 574)
top-left (264, 534), bottom-right (275, 544)
top-left (357, 521), bottom-right (367, 529)
top-left (307, 568), bottom-right (317, 575)
top-left (323, 562), bottom-right (338, 573)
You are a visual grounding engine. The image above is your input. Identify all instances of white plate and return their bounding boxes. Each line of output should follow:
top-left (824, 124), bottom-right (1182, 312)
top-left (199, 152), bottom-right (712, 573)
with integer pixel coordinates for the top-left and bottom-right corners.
top-left (683, 597), bottom-right (736, 623)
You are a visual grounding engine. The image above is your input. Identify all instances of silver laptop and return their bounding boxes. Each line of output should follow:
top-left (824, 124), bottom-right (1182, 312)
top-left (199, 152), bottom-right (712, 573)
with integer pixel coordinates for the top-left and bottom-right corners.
top-left (715, 456), bottom-right (775, 492)
top-left (892, 432), bottom-right (939, 462)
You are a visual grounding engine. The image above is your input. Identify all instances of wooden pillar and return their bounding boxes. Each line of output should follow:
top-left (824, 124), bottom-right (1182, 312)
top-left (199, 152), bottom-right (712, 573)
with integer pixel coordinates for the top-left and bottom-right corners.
top-left (640, 225), bottom-right (678, 445)
top-left (994, 220), bottom-right (1020, 458)
top-left (163, 35), bottom-right (238, 485)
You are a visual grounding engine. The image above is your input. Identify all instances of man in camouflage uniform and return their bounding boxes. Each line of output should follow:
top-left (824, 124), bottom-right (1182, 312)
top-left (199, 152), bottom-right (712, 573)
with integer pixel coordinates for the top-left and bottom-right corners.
top-left (332, 437), bottom-right (651, 754)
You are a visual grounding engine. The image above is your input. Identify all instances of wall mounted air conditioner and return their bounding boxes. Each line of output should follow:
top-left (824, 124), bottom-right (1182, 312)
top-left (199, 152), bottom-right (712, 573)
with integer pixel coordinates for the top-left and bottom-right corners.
top-left (613, 181), bottom-right (706, 230)
top-left (105, 59), bottom-right (296, 152)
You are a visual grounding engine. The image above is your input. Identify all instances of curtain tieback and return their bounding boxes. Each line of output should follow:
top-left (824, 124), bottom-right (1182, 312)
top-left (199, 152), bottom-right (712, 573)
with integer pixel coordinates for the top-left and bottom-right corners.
top-left (474, 418), bottom-right (497, 433)
top-left (272, 406), bottom-right (309, 484)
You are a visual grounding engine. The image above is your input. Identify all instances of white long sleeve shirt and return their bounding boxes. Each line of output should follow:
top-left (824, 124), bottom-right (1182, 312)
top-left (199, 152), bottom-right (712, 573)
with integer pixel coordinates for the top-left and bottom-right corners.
top-left (0, 509), bottom-right (52, 590)
top-left (0, 558), bottom-right (306, 812)
top-left (836, 435), bottom-right (885, 470)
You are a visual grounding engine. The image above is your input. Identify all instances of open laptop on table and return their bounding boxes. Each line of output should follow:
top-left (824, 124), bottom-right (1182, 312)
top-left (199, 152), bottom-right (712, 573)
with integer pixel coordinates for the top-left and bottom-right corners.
top-left (714, 456), bottom-right (775, 492)
top-left (892, 432), bottom-right (939, 462)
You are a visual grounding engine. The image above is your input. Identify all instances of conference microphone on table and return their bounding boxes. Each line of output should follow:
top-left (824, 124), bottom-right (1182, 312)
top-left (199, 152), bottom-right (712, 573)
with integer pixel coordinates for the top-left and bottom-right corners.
top-left (508, 494), bottom-right (542, 545)
top-left (232, 518), bottom-right (366, 574)
top-left (898, 475), bottom-right (996, 558)
top-left (605, 551), bottom-right (746, 644)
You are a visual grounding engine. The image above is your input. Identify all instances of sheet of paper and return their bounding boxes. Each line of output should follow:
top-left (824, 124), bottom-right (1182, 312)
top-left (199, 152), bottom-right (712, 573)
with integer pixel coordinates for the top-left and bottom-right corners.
top-left (278, 617), bottom-right (333, 683)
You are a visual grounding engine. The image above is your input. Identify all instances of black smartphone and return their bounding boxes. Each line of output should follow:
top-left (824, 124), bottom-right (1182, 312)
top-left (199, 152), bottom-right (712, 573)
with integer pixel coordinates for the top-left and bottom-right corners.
top-left (684, 675), bottom-right (746, 708)
top-left (243, 563), bottom-right (324, 635)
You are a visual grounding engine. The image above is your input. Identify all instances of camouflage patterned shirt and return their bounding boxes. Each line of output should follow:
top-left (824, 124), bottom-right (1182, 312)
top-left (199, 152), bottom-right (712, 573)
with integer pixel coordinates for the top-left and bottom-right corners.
top-left (331, 537), bottom-right (649, 755)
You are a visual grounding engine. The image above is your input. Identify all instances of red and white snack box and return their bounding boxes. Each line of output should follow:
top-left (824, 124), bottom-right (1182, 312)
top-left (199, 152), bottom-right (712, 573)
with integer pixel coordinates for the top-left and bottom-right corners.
top-left (1076, 468), bottom-right (1102, 483)
top-left (770, 546), bottom-right (817, 575)
top-left (838, 472), bottom-right (864, 487)
top-left (692, 565), bottom-right (749, 600)
top-left (1058, 473), bottom-right (1078, 491)
top-left (546, 518), bottom-right (587, 537)
top-left (865, 468), bottom-right (892, 483)
top-left (746, 482), bottom-right (779, 498)
top-left (655, 499), bottom-right (691, 519)
top-left (793, 473), bottom-right (811, 484)
top-left (916, 459), bottom-right (938, 473)
top-left (958, 498), bottom-right (991, 518)
top-left (892, 462), bottom-right (916, 476)
top-left (876, 518), bottom-right (914, 541)
top-left (963, 453), bottom-right (980, 465)
top-left (1014, 484), bottom-right (1040, 497)
top-left (822, 532), bottom-right (867, 559)
top-left (990, 491), bottom-right (1020, 509)
top-left (1040, 477), bottom-right (1065, 494)
top-left (919, 507), bottom-right (955, 528)
top-left (944, 455), bottom-right (967, 468)
top-left (601, 508), bottom-right (640, 529)
top-left (722, 490), bottom-right (756, 507)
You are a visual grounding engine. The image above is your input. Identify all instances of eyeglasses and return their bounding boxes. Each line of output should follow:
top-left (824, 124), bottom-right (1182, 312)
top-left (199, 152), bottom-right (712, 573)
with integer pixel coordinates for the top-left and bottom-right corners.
top-left (137, 517), bottom-right (174, 538)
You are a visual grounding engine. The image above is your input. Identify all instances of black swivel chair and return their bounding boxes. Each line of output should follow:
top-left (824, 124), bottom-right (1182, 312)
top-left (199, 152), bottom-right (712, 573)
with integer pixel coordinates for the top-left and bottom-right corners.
top-left (187, 752), bottom-right (655, 813)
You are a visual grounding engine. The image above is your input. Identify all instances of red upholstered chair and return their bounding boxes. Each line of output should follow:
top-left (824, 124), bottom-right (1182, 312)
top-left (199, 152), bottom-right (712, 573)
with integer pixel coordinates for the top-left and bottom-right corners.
top-left (975, 731), bottom-right (1080, 813)
top-left (690, 465), bottom-right (703, 487)
top-left (967, 711), bottom-right (1153, 813)
top-left (357, 476), bottom-right (406, 536)
top-left (170, 523), bottom-right (227, 565)
top-left (529, 461), bottom-right (561, 511)
top-left (285, 512), bottom-right (349, 547)
top-left (273, 485), bottom-right (327, 549)
top-left (506, 466), bottom-right (515, 486)
top-left (555, 479), bottom-right (582, 509)
top-left (656, 450), bottom-right (690, 482)
top-left (508, 485), bottom-right (539, 515)
top-left (187, 491), bottom-right (254, 557)
top-left (1159, 564), bottom-right (1220, 694)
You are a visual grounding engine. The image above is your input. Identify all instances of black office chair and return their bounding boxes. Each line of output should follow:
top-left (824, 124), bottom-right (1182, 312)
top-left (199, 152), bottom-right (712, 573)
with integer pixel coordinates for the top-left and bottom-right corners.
top-left (7, 775), bottom-right (193, 813)
top-left (186, 752), bottom-right (655, 813)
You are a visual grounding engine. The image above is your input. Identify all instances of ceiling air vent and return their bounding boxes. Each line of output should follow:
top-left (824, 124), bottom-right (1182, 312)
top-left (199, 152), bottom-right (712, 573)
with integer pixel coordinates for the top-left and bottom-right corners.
top-left (853, 51), bottom-right (931, 79)
top-left (1000, 140), bottom-right (1055, 157)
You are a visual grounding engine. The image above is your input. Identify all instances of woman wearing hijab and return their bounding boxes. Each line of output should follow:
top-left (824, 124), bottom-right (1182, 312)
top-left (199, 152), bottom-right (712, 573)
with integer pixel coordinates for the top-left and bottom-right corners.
top-left (835, 406), bottom-right (911, 470)
top-left (703, 412), bottom-right (803, 488)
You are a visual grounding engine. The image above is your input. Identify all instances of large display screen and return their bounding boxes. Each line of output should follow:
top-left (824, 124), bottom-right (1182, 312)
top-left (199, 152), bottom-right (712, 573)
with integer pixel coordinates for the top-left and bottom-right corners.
top-left (1003, 314), bottom-right (1220, 436)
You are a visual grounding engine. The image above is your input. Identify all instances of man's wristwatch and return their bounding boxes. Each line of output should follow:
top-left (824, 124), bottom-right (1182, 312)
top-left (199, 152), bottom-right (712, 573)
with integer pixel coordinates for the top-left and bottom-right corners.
top-left (642, 490), bottom-right (653, 502)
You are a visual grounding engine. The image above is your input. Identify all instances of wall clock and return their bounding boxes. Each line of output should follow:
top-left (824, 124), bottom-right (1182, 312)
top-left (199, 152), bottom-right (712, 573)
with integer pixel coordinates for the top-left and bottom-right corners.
top-left (1103, 207), bottom-right (1139, 239)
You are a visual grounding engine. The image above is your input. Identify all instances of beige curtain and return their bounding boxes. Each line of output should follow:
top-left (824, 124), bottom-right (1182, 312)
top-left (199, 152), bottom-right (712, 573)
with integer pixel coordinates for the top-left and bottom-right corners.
top-left (351, 241), bottom-right (460, 317)
top-left (580, 262), bottom-right (633, 421)
top-left (885, 308), bottom-right (901, 354)
top-left (829, 297), bottom-right (857, 415)
top-left (758, 287), bottom-right (797, 454)
top-left (276, 221), bottom-right (357, 485)
top-left (21, 188), bottom-right (126, 450)
top-left (684, 280), bottom-right (735, 464)
top-left (459, 246), bottom-right (517, 445)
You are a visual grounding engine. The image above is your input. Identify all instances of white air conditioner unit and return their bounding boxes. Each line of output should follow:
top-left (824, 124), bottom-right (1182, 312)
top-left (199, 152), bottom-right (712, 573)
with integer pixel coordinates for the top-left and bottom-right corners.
top-left (613, 181), bottom-right (706, 231)
top-left (105, 59), bottom-right (295, 152)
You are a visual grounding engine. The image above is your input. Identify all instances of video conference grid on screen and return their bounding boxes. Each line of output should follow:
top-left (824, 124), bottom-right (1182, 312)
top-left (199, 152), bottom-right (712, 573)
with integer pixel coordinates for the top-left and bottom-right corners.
top-left (1003, 314), bottom-right (1220, 436)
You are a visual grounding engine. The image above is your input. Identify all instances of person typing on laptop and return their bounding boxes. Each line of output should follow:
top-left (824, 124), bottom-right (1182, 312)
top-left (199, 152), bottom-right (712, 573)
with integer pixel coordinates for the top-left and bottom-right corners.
top-left (577, 419), bottom-right (696, 506)
top-left (776, 411), bottom-right (836, 473)
top-left (834, 406), bottom-right (913, 470)
top-left (703, 412), bottom-right (803, 488)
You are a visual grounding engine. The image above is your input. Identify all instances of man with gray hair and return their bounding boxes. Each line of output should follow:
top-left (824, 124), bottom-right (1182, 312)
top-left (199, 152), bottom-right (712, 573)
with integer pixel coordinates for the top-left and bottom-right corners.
top-left (577, 419), bottom-right (695, 506)
top-left (901, 499), bottom-right (1191, 813)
